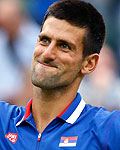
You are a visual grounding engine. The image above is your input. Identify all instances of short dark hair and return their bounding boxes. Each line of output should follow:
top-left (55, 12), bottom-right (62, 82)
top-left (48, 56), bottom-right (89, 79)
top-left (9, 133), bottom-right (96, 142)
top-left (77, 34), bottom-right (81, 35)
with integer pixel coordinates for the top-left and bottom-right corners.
top-left (42, 0), bottom-right (106, 58)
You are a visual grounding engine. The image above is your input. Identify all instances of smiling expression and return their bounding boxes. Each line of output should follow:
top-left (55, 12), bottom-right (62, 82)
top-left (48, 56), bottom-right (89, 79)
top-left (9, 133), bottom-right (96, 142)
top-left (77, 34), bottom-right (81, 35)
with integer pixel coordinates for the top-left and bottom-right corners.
top-left (31, 17), bottom-right (86, 89)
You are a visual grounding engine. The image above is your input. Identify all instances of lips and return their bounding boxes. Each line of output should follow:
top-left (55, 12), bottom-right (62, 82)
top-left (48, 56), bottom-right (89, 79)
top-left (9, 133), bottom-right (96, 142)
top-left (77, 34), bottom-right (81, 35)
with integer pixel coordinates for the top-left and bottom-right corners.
top-left (37, 60), bottom-right (58, 69)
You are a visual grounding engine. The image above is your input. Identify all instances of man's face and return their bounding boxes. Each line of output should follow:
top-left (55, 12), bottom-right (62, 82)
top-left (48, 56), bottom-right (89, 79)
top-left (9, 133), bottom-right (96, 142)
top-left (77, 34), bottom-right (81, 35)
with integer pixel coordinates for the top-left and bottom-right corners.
top-left (31, 17), bottom-right (86, 89)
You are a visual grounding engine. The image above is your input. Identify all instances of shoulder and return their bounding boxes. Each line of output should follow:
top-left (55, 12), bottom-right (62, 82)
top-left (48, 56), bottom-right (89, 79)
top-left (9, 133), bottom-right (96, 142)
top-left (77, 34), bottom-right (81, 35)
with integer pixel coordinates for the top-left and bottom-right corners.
top-left (84, 104), bottom-right (120, 123)
top-left (90, 105), bottom-right (120, 130)
top-left (85, 104), bottom-right (120, 149)
top-left (0, 101), bottom-right (23, 115)
top-left (0, 101), bottom-right (25, 126)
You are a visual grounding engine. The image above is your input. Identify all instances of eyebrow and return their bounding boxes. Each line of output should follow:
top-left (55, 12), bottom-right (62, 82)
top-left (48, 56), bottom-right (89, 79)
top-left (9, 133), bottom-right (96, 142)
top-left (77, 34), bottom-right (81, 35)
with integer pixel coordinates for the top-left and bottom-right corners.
top-left (38, 34), bottom-right (50, 40)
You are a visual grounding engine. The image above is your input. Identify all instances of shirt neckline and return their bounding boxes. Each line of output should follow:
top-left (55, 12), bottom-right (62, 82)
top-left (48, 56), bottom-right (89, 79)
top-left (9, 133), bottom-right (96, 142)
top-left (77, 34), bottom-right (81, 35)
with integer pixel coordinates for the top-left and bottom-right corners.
top-left (16, 93), bottom-right (86, 126)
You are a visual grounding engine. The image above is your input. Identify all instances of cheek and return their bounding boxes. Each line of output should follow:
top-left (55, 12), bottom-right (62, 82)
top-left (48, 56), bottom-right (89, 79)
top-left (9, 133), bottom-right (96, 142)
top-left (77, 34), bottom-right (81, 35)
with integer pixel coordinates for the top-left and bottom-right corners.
top-left (60, 53), bottom-right (81, 67)
top-left (65, 57), bottom-right (82, 73)
top-left (60, 57), bottom-right (79, 73)
top-left (33, 45), bottom-right (43, 59)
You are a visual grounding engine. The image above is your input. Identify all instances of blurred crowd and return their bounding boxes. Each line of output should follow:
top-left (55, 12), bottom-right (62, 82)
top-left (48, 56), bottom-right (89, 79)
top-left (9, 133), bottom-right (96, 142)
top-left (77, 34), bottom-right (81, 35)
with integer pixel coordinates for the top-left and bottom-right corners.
top-left (0, 0), bottom-right (120, 110)
top-left (79, 45), bottom-right (120, 111)
top-left (0, 0), bottom-right (40, 106)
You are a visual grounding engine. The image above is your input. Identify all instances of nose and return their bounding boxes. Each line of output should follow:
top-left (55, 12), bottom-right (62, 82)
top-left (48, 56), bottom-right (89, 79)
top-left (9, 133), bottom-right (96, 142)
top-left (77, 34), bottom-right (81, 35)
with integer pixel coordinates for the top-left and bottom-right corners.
top-left (42, 41), bottom-right (56, 60)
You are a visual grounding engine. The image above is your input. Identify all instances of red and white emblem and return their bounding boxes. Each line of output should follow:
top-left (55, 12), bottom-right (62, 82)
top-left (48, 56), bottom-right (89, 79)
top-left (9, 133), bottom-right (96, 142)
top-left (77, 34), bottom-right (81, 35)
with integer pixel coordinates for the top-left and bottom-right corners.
top-left (5, 133), bottom-right (18, 144)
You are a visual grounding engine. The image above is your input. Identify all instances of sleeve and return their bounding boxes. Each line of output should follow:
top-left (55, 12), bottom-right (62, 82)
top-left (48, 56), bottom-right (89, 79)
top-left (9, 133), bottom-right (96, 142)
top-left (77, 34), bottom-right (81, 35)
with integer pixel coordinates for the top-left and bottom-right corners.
top-left (93, 109), bottom-right (120, 150)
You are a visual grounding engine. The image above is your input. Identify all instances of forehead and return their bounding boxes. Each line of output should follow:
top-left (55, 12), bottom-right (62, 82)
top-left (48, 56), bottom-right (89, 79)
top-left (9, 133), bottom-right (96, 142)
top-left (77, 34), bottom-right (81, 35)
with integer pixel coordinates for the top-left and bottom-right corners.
top-left (41, 17), bottom-right (86, 43)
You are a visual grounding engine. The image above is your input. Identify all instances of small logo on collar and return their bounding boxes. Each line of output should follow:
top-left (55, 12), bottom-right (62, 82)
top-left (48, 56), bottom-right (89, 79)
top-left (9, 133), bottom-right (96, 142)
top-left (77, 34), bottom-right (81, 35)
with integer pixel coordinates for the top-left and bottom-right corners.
top-left (5, 133), bottom-right (18, 144)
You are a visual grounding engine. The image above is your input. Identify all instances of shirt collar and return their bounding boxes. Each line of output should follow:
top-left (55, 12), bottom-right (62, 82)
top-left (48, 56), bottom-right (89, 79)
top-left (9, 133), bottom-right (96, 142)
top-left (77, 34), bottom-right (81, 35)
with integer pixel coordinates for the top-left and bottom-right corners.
top-left (16, 99), bottom-right (33, 126)
top-left (16, 93), bottom-right (86, 126)
top-left (57, 93), bottom-right (86, 124)
top-left (23, 98), bottom-right (33, 121)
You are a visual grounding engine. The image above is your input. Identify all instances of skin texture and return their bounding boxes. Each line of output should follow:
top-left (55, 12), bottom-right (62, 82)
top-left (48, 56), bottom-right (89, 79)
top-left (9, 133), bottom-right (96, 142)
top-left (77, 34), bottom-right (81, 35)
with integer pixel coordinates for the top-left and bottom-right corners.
top-left (31, 17), bottom-right (99, 133)
top-left (31, 17), bottom-right (85, 89)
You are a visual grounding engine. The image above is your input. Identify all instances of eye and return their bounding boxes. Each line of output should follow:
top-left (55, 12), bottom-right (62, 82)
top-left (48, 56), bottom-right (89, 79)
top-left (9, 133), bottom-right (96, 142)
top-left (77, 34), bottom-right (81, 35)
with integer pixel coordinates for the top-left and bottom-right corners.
top-left (38, 35), bottom-right (50, 45)
top-left (41, 38), bottom-right (50, 44)
top-left (59, 42), bottom-right (71, 50)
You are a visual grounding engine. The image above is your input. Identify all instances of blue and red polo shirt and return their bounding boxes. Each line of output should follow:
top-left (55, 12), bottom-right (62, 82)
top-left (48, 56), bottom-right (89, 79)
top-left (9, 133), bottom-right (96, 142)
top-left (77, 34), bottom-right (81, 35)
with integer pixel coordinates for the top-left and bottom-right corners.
top-left (0, 93), bottom-right (120, 150)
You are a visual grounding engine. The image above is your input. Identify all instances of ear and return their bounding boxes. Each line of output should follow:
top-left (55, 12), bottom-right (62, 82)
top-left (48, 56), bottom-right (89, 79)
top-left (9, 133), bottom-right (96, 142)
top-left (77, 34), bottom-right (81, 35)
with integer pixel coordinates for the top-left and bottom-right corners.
top-left (80, 54), bottom-right (99, 74)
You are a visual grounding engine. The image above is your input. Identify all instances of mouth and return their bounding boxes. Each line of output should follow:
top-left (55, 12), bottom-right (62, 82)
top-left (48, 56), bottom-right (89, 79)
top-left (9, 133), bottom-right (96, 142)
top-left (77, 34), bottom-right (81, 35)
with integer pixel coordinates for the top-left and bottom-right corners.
top-left (37, 61), bottom-right (57, 69)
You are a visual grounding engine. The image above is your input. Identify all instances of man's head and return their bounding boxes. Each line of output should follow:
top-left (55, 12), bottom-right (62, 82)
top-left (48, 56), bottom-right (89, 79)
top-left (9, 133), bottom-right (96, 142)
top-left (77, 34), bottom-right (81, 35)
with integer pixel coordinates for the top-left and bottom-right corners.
top-left (31, 0), bottom-right (105, 90)
top-left (42, 0), bottom-right (106, 58)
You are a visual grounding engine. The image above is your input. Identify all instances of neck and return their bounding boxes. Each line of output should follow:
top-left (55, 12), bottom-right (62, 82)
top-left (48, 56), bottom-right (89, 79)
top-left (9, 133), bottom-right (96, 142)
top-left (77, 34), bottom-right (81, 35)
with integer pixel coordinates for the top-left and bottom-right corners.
top-left (32, 78), bottom-right (82, 133)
